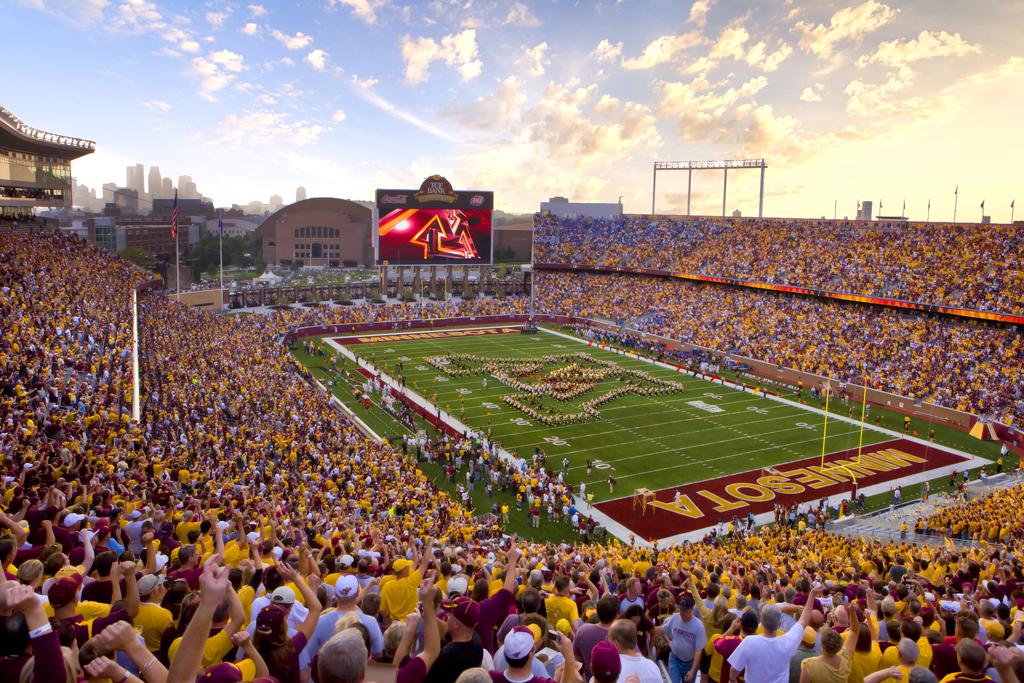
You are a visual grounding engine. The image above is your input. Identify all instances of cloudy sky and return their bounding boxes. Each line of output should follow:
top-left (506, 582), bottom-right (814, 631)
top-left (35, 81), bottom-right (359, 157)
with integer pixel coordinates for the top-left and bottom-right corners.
top-left (5, 0), bottom-right (1023, 219)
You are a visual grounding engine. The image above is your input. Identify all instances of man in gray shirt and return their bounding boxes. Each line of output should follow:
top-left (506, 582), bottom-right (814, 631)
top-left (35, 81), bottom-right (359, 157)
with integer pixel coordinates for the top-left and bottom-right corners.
top-left (300, 575), bottom-right (383, 671)
top-left (664, 596), bottom-right (706, 683)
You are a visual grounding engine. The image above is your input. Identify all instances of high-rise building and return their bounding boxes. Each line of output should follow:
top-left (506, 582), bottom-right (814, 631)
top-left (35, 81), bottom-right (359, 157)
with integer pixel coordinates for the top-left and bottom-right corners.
top-left (177, 175), bottom-right (198, 199)
top-left (162, 177), bottom-right (173, 198)
top-left (126, 163), bottom-right (145, 195)
top-left (148, 166), bottom-right (163, 199)
top-left (856, 200), bottom-right (874, 221)
top-left (296, 186), bottom-right (307, 202)
top-left (102, 182), bottom-right (117, 204)
top-left (269, 194), bottom-right (283, 212)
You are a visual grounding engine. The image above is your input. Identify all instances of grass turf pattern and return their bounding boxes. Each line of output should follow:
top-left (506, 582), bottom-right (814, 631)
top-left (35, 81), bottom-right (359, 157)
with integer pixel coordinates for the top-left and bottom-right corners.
top-left (334, 328), bottom-right (913, 504)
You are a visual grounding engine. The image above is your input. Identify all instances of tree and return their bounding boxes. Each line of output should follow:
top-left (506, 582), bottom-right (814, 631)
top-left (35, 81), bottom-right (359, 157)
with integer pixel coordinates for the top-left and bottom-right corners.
top-left (119, 247), bottom-right (156, 268)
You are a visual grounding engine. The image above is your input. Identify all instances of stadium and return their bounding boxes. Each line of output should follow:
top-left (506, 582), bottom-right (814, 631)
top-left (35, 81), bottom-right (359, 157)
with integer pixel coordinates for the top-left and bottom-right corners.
top-left (3, 2), bottom-right (1024, 682)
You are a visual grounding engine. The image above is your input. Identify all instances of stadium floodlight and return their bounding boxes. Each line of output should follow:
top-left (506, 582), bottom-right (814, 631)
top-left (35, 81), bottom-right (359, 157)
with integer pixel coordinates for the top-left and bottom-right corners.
top-left (651, 159), bottom-right (767, 217)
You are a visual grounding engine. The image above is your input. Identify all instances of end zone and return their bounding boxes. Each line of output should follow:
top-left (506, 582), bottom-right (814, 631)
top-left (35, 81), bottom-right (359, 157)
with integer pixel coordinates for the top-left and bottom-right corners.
top-left (594, 438), bottom-right (983, 541)
top-left (331, 326), bottom-right (522, 345)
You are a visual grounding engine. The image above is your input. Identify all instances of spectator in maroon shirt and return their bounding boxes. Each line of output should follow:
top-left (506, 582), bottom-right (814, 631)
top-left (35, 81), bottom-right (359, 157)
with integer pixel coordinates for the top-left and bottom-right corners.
top-left (475, 545), bottom-right (521, 654)
top-left (168, 544), bottom-right (203, 590)
top-left (81, 551), bottom-right (124, 604)
top-left (716, 611), bottom-right (760, 683)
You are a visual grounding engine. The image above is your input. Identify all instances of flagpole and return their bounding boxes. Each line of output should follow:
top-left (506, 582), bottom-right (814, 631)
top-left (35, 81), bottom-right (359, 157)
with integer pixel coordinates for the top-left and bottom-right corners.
top-left (927, 199), bottom-right (931, 222)
top-left (953, 187), bottom-right (959, 223)
top-left (175, 224), bottom-right (181, 301)
top-left (218, 211), bottom-right (224, 311)
top-left (1013, 200), bottom-right (1016, 224)
top-left (131, 288), bottom-right (141, 423)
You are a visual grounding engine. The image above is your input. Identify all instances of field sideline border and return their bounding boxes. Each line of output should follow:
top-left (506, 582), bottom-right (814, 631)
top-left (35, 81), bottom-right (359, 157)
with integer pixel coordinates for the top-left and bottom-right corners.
top-left (321, 324), bottom-right (990, 546)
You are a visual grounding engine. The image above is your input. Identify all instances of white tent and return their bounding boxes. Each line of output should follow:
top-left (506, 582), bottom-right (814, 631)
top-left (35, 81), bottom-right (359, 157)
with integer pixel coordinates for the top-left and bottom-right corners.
top-left (256, 270), bottom-right (283, 283)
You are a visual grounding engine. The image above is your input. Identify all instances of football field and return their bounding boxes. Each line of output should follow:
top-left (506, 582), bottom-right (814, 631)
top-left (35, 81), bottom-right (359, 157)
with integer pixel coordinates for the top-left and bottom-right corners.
top-left (323, 325), bottom-right (974, 540)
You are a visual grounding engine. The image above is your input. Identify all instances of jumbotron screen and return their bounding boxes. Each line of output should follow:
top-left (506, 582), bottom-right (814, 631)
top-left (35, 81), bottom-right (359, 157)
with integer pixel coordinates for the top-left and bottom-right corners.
top-left (376, 176), bottom-right (493, 265)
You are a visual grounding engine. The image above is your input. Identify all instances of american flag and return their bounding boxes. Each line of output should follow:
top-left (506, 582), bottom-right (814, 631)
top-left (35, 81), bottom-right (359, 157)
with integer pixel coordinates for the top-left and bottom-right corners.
top-left (171, 189), bottom-right (179, 239)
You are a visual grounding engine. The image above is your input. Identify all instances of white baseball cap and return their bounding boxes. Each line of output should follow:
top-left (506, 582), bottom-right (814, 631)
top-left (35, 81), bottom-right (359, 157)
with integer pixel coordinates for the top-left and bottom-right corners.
top-left (335, 575), bottom-right (359, 600)
top-left (63, 513), bottom-right (86, 527)
top-left (447, 576), bottom-right (469, 597)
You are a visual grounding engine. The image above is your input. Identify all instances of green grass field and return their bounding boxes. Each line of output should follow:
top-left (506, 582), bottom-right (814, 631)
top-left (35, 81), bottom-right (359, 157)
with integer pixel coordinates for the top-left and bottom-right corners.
top-left (291, 325), bottom-right (1009, 541)
top-left (327, 327), bottom-right (936, 504)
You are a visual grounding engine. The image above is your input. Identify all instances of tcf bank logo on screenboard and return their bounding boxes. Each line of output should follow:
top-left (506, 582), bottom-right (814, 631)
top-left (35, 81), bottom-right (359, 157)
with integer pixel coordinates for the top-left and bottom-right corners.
top-left (414, 175), bottom-right (458, 204)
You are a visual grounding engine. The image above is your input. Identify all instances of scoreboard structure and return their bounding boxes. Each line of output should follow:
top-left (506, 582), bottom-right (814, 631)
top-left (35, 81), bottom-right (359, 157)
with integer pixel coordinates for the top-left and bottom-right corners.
top-left (375, 175), bottom-right (493, 266)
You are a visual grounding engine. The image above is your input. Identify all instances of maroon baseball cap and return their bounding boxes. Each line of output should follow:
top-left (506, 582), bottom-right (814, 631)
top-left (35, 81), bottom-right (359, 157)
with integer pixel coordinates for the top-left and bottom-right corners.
top-left (591, 641), bottom-right (622, 680)
top-left (198, 663), bottom-right (243, 683)
top-left (47, 577), bottom-right (81, 608)
top-left (256, 605), bottom-right (286, 633)
top-left (441, 596), bottom-right (480, 628)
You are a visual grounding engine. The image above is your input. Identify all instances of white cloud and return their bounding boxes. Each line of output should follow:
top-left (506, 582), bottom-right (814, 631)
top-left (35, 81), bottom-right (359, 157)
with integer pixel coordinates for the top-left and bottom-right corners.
top-left (210, 49), bottom-right (244, 72)
top-left (440, 79), bottom-right (662, 209)
top-left (189, 49), bottom-right (246, 100)
top-left (215, 110), bottom-right (327, 147)
top-left (142, 99), bottom-right (172, 112)
top-left (329, 0), bottom-right (386, 25)
top-left (660, 73), bottom-right (769, 140)
top-left (332, 109), bottom-right (347, 123)
top-left (856, 30), bottom-right (981, 68)
top-left (504, 2), bottom-right (540, 27)
top-left (621, 32), bottom-right (703, 70)
top-left (799, 84), bottom-right (823, 102)
top-left (793, 1), bottom-right (898, 58)
top-left (271, 29), bottom-right (314, 50)
top-left (845, 65), bottom-right (915, 115)
top-left (241, 22), bottom-right (258, 35)
top-left (686, 25), bottom-right (792, 75)
top-left (179, 39), bottom-right (200, 53)
top-left (304, 48), bottom-right (328, 71)
top-left (247, 4), bottom-right (266, 16)
top-left (205, 10), bottom-right (229, 28)
top-left (400, 29), bottom-right (482, 84)
top-left (593, 39), bottom-right (623, 63)
top-left (109, 0), bottom-right (165, 33)
top-left (351, 73), bottom-right (378, 88)
top-left (23, 0), bottom-right (110, 25)
top-left (746, 40), bottom-right (792, 72)
top-left (440, 75), bottom-right (526, 132)
top-left (709, 25), bottom-right (749, 60)
top-left (518, 42), bottom-right (550, 77)
top-left (687, 0), bottom-right (715, 28)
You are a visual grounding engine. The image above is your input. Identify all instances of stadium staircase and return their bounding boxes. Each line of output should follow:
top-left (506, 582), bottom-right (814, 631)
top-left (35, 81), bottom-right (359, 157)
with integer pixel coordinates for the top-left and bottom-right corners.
top-left (829, 473), bottom-right (1021, 550)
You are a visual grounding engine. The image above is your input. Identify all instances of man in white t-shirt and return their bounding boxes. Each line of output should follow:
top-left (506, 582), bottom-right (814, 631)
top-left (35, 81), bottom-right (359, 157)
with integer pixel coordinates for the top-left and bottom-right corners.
top-left (610, 619), bottom-right (661, 683)
top-left (727, 587), bottom-right (820, 683)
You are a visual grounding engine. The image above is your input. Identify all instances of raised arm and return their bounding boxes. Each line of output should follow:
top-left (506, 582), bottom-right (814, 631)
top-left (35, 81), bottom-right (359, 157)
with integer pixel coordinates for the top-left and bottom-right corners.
top-left (167, 557), bottom-right (229, 683)
top-left (118, 561), bottom-right (141, 619)
top-left (276, 562), bottom-right (322, 640)
top-left (844, 605), bottom-right (860, 655)
top-left (798, 587), bottom-right (820, 627)
top-left (503, 543), bottom-right (521, 594)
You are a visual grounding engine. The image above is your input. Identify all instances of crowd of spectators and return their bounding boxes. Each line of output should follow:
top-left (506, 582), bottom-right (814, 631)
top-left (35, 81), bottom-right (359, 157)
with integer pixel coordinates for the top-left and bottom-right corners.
top-left (261, 297), bottom-right (528, 335)
top-left (2, 230), bottom-right (1024, 683)
top-left (921, 484), bottom-right (1024, 544)
top-left (533, 215), bottom-right (1024, 315)
top-left (534, 271), bottom-right (1024, 426)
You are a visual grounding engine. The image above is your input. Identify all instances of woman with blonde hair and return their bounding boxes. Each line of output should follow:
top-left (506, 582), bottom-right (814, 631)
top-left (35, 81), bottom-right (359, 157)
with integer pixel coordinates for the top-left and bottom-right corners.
top-left (800, 609), bottom-right (859, 683)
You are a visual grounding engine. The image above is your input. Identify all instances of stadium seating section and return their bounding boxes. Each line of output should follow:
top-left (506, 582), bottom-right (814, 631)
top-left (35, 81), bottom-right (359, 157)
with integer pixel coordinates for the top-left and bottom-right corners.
top-left (0, 229), bottom-right (1022, 683)
top-left (533, 214), bottom-right (1024, 315)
